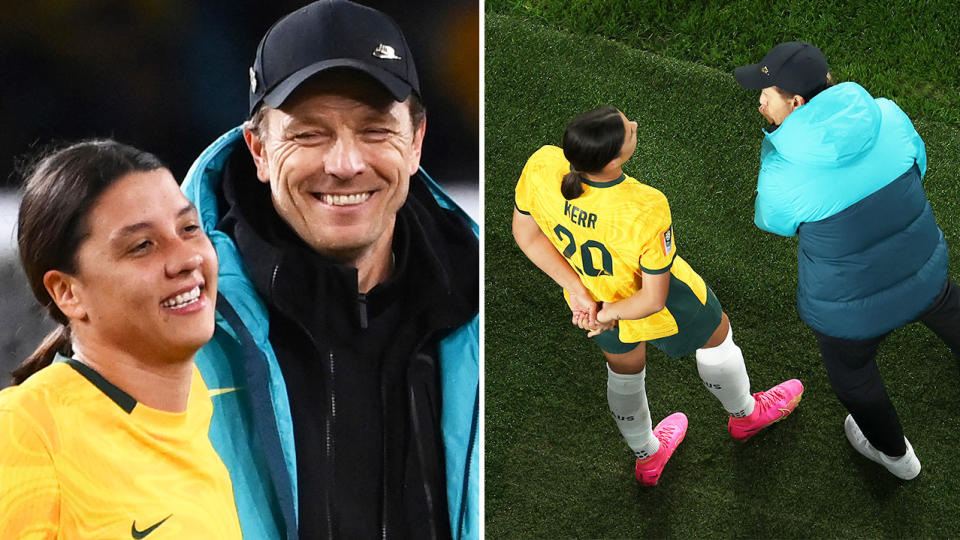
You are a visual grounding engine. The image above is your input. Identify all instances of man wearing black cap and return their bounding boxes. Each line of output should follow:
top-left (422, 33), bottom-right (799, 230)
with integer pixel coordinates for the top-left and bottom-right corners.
top-left (735, 41), bottom-right (960, 481)
top-left (181, 1), bottom-right (479, 538)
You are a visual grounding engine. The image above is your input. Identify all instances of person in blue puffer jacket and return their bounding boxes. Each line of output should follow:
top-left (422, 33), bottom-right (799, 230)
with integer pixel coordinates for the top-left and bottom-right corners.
top-left (735, 41), bottom-right (960, 481)
top-left (180, 1), bottom-right (479, 538)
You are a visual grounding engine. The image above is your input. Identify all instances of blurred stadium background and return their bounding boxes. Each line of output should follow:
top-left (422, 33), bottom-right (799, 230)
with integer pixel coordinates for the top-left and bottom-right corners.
top-left (0, 1), bottom-right (478, 388)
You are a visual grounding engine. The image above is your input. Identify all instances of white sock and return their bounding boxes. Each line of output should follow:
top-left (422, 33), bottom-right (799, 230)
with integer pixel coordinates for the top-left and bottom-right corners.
top-left (607, 364), bottom-right (659, 460)
top-left (696, 326), bottom-right (755, 417)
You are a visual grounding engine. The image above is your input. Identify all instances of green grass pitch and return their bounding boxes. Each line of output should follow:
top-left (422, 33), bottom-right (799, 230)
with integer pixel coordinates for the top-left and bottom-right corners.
top-left (483, 4), bottom-right (960, 538)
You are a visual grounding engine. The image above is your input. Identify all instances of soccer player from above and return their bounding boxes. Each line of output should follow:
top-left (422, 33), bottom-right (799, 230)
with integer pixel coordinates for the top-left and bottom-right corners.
top-left (735, 41), bottom-right (960, 480)
top-left (512, 106), bottom-right (803, 486)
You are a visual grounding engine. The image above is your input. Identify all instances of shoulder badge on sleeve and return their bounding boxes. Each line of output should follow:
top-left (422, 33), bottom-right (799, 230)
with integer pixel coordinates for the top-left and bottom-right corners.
top-left (662, 226), bottom-right (674, 256)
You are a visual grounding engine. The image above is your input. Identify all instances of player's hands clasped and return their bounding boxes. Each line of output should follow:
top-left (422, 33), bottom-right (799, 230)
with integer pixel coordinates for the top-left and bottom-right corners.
top-left (568, 289), bottom-right (599, 329)
top-left (586, 301), bottom-right (618, 337)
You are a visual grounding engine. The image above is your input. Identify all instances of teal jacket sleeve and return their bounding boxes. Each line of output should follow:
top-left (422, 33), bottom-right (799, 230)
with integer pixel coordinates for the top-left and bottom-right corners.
top-left (754, 166), bottom-right (800, 237)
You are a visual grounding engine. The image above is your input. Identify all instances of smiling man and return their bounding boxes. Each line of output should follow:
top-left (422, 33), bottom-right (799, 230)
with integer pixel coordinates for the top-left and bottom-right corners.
top-left (180, 1), bottom-right (479, 539)
top-left (735, 41), bottom-right (960, 481)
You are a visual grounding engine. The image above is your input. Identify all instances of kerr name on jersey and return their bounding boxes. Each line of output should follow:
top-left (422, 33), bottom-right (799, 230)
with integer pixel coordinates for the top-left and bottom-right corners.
top-left (564, 201), bottom-right (597, 229)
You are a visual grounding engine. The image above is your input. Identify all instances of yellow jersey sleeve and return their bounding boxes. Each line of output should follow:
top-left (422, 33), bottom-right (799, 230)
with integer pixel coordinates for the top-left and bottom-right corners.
top-left (0, 408), bottom-right (60, 539)
top-left (514, 149), bottom-right (537, 214)
top-left (637, 193), bottom-right (677, 274)
top-left (515, 145), bottom-right (565, 215)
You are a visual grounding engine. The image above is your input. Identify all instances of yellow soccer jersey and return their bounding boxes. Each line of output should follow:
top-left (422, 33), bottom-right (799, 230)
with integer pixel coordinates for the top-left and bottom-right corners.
top-left (515, 145), bottom-right (710, 342)
top-left (0, 357), bottom-right (242, 539)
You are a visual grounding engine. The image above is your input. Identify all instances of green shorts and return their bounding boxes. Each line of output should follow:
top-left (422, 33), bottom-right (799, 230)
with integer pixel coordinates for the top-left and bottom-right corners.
top-left (592, 286), bottom-right (723, 358)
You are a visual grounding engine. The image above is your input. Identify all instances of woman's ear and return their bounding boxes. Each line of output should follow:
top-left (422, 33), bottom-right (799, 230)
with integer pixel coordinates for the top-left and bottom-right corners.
top-left (43, 270), bottom-right (86, 321)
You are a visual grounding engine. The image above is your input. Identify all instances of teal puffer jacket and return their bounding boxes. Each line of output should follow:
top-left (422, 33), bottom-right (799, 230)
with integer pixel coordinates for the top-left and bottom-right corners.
top-left (754, 82), bottom-right (947, 339)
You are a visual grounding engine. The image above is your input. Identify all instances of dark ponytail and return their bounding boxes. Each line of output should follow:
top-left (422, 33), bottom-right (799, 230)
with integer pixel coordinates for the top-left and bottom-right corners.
top-left (561, 171), bottom-right (585, 200)
top-left (12, 139), bottom-right (165, 383)
top-left (11, 327), bottom-right (72, 385)
top-left (560, 106), bottom-right (625, 200)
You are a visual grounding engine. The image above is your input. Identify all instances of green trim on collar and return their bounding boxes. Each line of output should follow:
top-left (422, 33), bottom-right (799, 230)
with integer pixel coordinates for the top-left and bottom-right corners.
top-left (581, 173), bottom-right (626, 188)
top-left (63, 357), bottom-right (137, 414)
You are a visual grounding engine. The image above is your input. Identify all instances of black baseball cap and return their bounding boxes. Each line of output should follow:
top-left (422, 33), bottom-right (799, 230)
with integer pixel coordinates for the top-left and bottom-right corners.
top-left (248, 0), bottom-right (420, 115)
top-left (734, 41), bottom-right (828, 96)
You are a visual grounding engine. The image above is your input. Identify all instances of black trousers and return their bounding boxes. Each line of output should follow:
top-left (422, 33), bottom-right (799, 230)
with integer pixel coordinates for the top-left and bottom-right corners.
top-left (813, 278), bottom-right (960, 457)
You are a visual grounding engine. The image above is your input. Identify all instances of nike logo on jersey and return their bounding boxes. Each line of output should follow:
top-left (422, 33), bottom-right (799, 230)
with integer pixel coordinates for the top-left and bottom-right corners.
top-left (132, 514), bottom-right (171, 538)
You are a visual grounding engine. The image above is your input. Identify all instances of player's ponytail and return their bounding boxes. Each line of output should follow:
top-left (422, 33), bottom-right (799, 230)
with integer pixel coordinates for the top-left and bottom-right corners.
top-left (561, 106), bottom-right (625, 200)
top-left (561, 171), bottom-right (585, 200)
top-left (13, 326), bottom-right (72, 385)
top-left (12, 139), bottom-right (166, 384)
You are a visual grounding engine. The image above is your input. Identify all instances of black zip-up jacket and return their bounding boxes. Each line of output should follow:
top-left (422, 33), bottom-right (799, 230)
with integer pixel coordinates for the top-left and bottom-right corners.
top-left (216, 150), bottom-right (478, 539)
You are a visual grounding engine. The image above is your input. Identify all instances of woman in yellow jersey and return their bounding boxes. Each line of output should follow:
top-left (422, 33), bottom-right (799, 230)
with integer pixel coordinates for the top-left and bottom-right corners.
top-left (512, 106), bottom-right (803, 486)
top-left (0, 140), bottom-right (242, 538)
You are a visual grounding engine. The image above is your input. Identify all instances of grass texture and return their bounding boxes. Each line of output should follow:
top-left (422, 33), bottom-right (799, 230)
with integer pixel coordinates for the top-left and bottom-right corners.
top-left (484, 9), bottom-right (960, 539)
top-left (487, 0), bottom-right (960, 126)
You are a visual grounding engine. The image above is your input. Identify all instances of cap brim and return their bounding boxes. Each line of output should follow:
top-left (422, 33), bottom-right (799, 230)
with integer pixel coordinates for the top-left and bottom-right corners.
top-left (734, 63), bottom-right (770, 90)
top-left (262, 59), bottom-right (414, 109)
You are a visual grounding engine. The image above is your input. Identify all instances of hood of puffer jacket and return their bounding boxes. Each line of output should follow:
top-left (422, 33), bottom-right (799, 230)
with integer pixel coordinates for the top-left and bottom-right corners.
top-left (766, 82), bottom-right (882, 167)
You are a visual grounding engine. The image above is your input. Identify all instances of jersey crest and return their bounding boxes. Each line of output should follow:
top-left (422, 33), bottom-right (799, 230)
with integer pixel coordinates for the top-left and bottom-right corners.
top-left (662, 226), bottom-right (674, 256)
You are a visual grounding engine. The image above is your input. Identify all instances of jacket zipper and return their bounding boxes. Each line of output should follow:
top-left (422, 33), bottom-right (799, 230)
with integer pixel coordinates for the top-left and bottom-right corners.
top-left (409, 330), bottom-right (476, 538)
top-left (381, 374), bottom-right (389, 540)
top-left (408, 369), bottom-right (438, 540)
top-left (326, 349), bottom-right (336, 539)
top-left (457, 388), bottom-right (479, 538)
top-left (382, 342), bottom-right (440, 540)
top-left (271, 264), bottom-right (336, 539)
top-left (358, 293), bottom-right (369, 329)
top-left (409, 334), bottom-right (443, 538)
